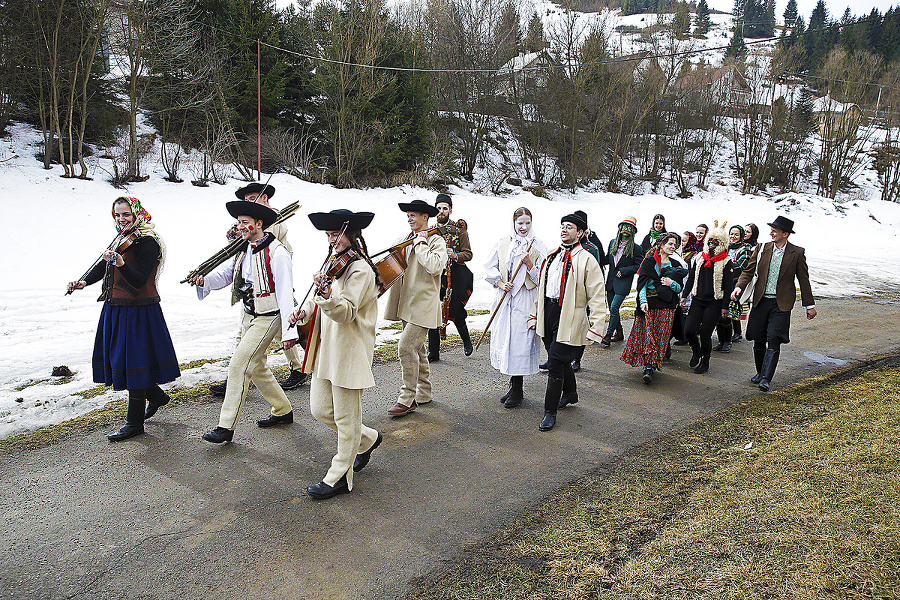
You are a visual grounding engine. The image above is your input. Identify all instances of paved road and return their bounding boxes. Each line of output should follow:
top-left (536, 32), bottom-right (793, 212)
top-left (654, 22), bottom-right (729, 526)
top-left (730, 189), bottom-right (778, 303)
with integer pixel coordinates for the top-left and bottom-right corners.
top-left (2, 296), bottom-right (898, 600)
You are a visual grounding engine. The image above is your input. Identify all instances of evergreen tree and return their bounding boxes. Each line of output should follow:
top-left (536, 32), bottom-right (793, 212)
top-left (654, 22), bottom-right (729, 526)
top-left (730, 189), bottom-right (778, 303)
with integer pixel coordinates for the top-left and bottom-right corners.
top-left (673, 2), bottom-right (691, 37)
top-left (695, 0), bottom-right (712, 34)
top-left (765, 0), bottom-right (776, 35)
top-left (733, 0), bottom-right (743, 20)
top-left (809, 0), bottom-right (827, 31)
top-left (726, 23), bottom-right (747, 58)
top-left (783, 0), bottom-right (798, 26)
top-left (525, 12), bottom-right (546, 53)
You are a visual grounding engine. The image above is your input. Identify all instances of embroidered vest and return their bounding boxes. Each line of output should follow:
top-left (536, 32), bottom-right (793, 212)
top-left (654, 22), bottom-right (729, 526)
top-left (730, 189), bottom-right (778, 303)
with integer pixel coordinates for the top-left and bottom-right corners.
top-left (231, 234), bottom-right (282, 315)
top-left (106, 238), bottom-right (160, 306)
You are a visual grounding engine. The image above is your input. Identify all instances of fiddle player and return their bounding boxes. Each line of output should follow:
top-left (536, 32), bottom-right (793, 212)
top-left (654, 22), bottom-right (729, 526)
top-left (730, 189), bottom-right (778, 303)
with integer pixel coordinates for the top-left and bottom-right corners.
top-left (528, 213), bottom-right (606, 432)
top-left (189, 200), bottom-right (297, 443)
top-left (427, 194), bottom-right (474, 361)
top-left (384, 200), bottom-right (448, 417)
top-left (208, 183), bottom-right (308, 397)
top-left (289, 209), bottom-right (382, 500)
top-left (67, 197), bottom-right (180, 441)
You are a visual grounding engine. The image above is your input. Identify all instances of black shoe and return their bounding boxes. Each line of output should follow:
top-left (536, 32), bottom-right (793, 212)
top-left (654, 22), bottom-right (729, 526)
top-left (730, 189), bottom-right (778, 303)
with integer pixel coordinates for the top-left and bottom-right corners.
top-left (539, 411), bottom-right (556, 431)
top-left (354, 432), bottom-right (383, 472)
top-left (307, 474), bottom-right (350, 499)
top-left (751, 372), bottom-right (764, 384)
top-left (571, 359), bottom-right (581, 372)
top-left (539, 360), bottom-right (550, 370)
top-left (720, 342), bottom-right (732, 353)
top-left (558, 367), bottom-right (578, 408)
top-left (642, 367), bottom-right (653, 384)
top-left (464, 342), bottom-right (474, 356)
top-left (144, 386), bottom-right (170, 420)
top-left (694, 355), bottom-right (710, 374)
top-left (732, 333), bottom-right (743, 341)
top-left (203, 427), bottom-right (234, 443)
top-left (689, 350), bottom-right (701, 368)
top-left (665, 344), bottom-right (672, 360)
top-left (713, 341), bottom-right (724, 352)
top-left (108, 424), bottom-right (144, 442)
top-left (673, 339), bottom-right (688, 346)
top-left (504, 376), bottom-right (524, 408)
top-left (427, 353), bottom-right (440, 363)
top-left (209, 381), bottom-right (227, 397)
top-left (758, 379), bottom-right (771, 392)
top-left (257, 411), bottom-right (293, 428)
top-left (279, 370), bottom-right (309, 390)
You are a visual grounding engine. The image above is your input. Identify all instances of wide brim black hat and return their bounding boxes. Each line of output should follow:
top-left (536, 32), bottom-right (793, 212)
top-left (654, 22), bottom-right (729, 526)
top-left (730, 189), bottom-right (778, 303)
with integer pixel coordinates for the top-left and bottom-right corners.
top-left (235, 182), bottom-right (276, 199)
top-left (308, 209), bottom-right (375, 231)
top-left (767, 215), bottom-right (795, 234)
top-left (226, 200), bottom-right (278, 230)
top-left (398, 199), bottom-right (439, 217)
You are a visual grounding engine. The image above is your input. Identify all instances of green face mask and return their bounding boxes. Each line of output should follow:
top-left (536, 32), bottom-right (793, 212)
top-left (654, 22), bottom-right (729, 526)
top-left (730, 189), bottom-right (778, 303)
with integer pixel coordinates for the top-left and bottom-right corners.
top-left (621, 231), bottom-right (632, 240)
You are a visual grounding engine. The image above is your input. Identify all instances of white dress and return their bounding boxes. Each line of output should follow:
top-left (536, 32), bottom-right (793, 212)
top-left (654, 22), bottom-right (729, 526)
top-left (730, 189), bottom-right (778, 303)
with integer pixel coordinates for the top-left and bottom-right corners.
top-left (484, 233), bottom-right (547, 376)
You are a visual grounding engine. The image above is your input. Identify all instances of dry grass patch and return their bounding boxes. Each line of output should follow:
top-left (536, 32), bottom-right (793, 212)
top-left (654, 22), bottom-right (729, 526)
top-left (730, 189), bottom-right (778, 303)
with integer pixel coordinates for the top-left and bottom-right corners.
top-left (408, 357), bottom-right (900, 599)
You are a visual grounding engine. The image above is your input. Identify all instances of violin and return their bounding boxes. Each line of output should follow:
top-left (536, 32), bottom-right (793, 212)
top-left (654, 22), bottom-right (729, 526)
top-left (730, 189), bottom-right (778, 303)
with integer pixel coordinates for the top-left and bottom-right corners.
top-left (65, 228), bottom-right (142, 295)
top-left (316, 247), bottom-right (359, 297)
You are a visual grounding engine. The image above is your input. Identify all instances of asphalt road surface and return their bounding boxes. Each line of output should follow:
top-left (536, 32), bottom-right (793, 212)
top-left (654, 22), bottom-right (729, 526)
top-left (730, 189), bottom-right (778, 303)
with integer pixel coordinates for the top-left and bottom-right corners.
top-left (2, 295), bottom-right (898, 600)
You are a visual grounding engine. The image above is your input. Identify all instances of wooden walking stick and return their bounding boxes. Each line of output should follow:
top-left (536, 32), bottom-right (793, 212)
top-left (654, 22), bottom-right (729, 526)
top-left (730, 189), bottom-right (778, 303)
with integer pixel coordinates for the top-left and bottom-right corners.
top-left (474, 238), bottom-right (535, 351)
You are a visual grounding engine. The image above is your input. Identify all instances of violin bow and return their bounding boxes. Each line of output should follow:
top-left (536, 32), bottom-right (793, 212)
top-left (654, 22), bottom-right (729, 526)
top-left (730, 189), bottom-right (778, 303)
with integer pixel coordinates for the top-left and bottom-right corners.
top-left (474, 238), bottom-right (535, 351)
top-left (288, 220), bottom-right (350, 330)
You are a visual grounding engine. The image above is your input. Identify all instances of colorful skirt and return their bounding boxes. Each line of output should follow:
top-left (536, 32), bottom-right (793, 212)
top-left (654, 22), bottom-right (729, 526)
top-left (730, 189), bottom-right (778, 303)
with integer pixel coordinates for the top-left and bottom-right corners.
top-left (621, 308), bottom-right (676, 370)
top-left (92, 303), bottom-right (180, 390)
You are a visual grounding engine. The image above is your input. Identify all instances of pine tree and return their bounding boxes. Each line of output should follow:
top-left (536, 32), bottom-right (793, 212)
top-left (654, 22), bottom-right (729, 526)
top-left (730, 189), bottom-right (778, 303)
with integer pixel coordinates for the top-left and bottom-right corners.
top-left (783, 0), bottom-right (798, 26)
top-left (674, 2), bottom-right (691, 37)
top-left (525, 12), bottom-right (545, 52)
top-left (764, 0), bottom-right (776, 35)
top-left (726, 23), bottom-right (747, 57)
top-left (695, 0), bottom-right (712, 33)
top-left (809, 0), bottom-right (827, 31)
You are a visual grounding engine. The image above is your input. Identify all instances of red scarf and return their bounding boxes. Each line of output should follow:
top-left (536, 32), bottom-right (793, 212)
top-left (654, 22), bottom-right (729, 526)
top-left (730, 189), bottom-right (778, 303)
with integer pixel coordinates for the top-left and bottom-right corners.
top-left (701, 250), bottom-right (728, 267)
top-left (653, 248), bottom-right (662, 271)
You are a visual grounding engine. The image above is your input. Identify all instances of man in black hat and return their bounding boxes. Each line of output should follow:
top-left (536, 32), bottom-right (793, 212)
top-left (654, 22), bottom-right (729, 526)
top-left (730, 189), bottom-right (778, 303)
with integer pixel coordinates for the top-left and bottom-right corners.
top-left (208, 183), bottom-right (308, 397)
top-left (731, 215), bottom-right (816, 392)
top-left (190, 200), bottom-right (298, 443)
top-left (428, 193), bottom-right (474, 361)
top-left (570, 209), bottom-right (606, 372)
top-left (528, 213), bottom-right (606, 432)
top-left (383, 200), bottom-right (448, 416)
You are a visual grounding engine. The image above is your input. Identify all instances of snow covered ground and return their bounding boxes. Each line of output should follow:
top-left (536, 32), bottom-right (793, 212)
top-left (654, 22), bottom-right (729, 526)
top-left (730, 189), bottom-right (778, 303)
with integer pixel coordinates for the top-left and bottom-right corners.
top-left (2, 100), bottom-right (900, 438)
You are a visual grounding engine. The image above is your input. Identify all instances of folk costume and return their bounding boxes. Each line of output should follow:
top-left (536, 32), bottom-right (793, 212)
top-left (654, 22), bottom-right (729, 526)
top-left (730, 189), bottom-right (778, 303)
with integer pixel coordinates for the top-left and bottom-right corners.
top-left (195, 201), bottom-right (297, 443)
top-left (428, 195), bottom-right (475, 360)
top-left (295, 210), bottom-right (381, 499)
top-left (622, 247), bottom-right (687, 383)
top-left (528, 214), bottom-right (606, 432)
top-left (211, 183), bottom-right (307, 397)
top-left (734, 216), bottom-right (815, 392)
top-left (567, 210), bottom-right (606, 373)
top-left (80, 196), bottom-right (180, 441)
top-left (603, 217), bottom-right (644, 347)
top-left (484, 213), bottom-right (548, 407)
top-left (682, 227), bottom-right (734, 375)
top-left (720, 224), bottom-right (754, 348)
top-left (384, 200), bottom-right (449, 416)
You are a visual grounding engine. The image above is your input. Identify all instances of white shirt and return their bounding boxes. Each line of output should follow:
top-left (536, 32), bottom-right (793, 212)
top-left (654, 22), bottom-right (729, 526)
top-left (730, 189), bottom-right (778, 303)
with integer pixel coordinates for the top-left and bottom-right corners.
top-left (545, 246), bottom-right (573, 300)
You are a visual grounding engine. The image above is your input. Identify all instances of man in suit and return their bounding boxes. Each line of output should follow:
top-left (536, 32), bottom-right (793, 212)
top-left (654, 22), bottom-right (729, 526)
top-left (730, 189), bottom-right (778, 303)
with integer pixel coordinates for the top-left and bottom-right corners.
top-left (384, 200), bottom-right (448, 416)
top-left (528, 213), bottom-right (606, 432)
top-left (732, 215), bottom-right (816, 392)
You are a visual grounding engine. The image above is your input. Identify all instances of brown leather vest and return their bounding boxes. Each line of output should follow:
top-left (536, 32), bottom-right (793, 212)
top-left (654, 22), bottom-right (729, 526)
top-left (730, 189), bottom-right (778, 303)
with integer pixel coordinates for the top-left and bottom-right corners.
top-left (105, 238), bottom-right (161, 306)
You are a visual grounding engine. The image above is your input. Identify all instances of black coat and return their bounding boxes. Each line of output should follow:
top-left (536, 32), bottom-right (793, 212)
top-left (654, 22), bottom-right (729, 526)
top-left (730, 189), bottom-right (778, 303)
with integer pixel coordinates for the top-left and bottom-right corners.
top-left (635, 255), bottom-right (687, 313)
top-left (605, 240), bottom-right (644, 295)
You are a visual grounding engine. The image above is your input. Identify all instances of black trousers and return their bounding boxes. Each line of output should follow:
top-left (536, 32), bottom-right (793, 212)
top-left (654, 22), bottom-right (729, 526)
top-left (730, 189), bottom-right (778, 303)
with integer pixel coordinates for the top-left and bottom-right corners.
top-left (542, 298), bottom-right (581, 380)
top-left (685, 298), bottom-right (724, 356)
top-left (746, 297), bottom-right (791, 350)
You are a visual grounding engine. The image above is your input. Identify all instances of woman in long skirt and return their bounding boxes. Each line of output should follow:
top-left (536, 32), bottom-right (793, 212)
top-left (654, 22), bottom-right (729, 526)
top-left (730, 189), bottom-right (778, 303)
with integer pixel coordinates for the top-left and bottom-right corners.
top-left (67, 196), bottom-right (180, 441)
top-left (622, 233), bottom-right (687, 384)
top-left (484, 207), bottom-right (547, 407)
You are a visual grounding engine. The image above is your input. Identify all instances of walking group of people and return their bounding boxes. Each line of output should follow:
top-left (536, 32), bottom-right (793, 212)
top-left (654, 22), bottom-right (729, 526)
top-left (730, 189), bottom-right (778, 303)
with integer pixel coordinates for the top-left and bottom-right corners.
top-left (67, 188), bottom-right (816, 500)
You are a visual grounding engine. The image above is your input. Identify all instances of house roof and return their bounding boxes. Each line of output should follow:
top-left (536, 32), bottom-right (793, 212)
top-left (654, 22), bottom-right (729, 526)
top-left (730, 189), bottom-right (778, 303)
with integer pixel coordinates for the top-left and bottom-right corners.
top-left (812, 94), bottom-right (860, 114)
top-left (498, 51), bottom-right (552, 75)
top-left (670, 64), bottom-right (750, 93)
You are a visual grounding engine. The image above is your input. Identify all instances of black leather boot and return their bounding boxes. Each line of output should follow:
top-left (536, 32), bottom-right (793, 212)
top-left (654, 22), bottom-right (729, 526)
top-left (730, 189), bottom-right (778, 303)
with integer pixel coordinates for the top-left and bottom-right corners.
top-left (500, 377), bottom-right (514, 404)
top-left (688, 336), bottom-right (701, 368)
top-left (504, 376), bottom-right (524, 408)
top-left (540, 376), bottom-right (563, 431)
top-left (713, 323), bottom-right (731, 352)
top-left (144, 384), bottom-right (170, 419)
top-left (694, 354), bottom-right (710, 374)
top-left (758, 348), bottom-right (780, 392)
top-left (751, 346), bottom-right (766, 384)
top-left (427, 328), bottom-right (440, 362)
top-left (109, 390), bottom-right (146, 441)
top-left (558, 366), bottom-right (578, 408)
top-left (456, 318), bottom-right (474, 356)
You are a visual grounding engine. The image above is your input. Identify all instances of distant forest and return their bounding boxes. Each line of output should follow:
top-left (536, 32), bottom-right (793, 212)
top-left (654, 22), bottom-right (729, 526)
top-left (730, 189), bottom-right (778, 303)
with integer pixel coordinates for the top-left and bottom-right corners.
top-left (2, 0), bottom-right (900, 201)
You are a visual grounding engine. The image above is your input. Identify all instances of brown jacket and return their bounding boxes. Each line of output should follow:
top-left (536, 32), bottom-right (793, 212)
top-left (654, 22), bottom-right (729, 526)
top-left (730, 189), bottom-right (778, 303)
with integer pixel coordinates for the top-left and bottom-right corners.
top-left (736, 241), bottom-right (814, 312)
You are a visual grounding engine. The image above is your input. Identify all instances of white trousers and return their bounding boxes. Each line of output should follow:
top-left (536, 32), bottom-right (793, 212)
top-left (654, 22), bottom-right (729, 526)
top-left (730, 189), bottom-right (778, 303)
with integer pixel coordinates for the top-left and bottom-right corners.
top-left (310, 374), bottom-right (379, 490)
top-left (219, 312), bottom-right (293, 430)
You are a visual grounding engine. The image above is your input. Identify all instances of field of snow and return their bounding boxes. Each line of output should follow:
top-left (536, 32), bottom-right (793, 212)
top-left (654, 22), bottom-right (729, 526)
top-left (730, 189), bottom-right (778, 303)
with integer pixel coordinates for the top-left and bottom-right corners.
top-left (1, 121), bottom-right (899, 439)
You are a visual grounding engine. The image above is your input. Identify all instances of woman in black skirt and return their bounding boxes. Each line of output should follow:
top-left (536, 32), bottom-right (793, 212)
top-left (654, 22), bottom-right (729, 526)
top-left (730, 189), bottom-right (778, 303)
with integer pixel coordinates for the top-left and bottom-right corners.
top-left (67, 197), bottom-right (180, 441)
